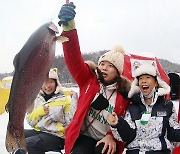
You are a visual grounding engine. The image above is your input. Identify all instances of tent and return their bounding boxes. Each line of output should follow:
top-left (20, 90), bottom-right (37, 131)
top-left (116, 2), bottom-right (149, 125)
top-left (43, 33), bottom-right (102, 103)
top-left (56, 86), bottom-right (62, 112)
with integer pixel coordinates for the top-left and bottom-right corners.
top-left (0, 76), bottom-right (13, 114)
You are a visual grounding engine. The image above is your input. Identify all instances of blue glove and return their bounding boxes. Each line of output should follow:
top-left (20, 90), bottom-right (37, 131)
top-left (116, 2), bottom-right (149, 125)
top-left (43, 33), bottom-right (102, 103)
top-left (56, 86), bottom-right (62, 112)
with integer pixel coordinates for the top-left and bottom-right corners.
top-left (58, 2), bottom-right (76, 27)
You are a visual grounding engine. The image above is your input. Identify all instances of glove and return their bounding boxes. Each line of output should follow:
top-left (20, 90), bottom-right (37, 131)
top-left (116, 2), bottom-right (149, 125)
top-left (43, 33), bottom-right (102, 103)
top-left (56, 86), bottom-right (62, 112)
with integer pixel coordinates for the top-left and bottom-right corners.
top-left (58, 2), bottom-right (76, 31)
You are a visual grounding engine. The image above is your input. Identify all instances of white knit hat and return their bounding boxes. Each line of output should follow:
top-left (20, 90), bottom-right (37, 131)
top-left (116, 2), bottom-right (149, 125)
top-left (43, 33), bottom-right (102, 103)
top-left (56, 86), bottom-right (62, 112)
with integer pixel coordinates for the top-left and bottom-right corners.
top-left (128, 64), bottom-right (170, 98)
top-left (48, 68), bottom-right (62, 94)
top-left (98, 45), bottom-right (125, 74)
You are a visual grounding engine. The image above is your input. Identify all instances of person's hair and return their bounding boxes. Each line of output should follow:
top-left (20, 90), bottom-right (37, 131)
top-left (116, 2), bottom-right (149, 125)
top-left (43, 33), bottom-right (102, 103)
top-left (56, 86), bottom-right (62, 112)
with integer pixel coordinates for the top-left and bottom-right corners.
top-left (116, 76), bottom-right (131, 98)
top-left (53, 79), bottom-right (58, 88)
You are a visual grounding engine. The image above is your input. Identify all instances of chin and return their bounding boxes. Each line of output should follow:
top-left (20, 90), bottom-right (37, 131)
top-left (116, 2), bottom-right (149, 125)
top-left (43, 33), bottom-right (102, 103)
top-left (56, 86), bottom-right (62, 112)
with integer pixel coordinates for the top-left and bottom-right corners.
top-left (104, 80), bottom-right (115, 85)
top-left (45, 92), bottom-right (52, 95)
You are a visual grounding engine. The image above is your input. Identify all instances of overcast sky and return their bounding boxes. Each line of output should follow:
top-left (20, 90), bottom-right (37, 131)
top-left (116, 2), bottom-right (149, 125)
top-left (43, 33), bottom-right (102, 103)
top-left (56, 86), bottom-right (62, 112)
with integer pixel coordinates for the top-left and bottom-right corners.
top-left (0, 0), bottom-right (180, 73)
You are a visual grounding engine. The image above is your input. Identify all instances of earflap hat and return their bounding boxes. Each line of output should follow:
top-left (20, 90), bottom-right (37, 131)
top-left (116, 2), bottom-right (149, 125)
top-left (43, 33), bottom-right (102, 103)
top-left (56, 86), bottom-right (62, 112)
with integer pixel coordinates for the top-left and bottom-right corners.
top-left (128, 64), bottom-right (170, 98)
top-left (98, 45), bottom-right (125, 75)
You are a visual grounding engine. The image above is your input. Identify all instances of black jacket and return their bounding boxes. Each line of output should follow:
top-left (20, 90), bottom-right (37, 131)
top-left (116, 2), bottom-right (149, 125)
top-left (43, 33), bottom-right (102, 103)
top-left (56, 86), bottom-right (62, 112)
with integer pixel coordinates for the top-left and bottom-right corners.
top-left (111, 93), bottom-right (180, 152)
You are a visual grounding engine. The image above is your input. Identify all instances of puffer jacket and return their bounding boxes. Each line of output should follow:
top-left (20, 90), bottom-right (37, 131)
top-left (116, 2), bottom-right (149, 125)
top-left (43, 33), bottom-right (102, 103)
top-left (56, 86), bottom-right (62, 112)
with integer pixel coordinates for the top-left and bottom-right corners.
top-left (111, 94), bottom-right (180, 153)
top-left (26, 92), bottom-right (71, 138)
top-left (61, 29), bottom-right (131, 154)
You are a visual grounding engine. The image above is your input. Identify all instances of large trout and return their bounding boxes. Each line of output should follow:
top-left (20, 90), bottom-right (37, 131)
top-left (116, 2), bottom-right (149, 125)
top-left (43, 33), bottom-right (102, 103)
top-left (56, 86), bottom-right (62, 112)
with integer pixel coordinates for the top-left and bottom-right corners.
top-left (5, 22), bottom-right (59, 153)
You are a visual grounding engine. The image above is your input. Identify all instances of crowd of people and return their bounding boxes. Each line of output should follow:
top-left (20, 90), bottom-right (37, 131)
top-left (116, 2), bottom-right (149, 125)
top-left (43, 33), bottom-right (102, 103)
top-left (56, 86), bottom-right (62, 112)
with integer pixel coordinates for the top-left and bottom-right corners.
top-left (13, 2), bottom-right (180, 154)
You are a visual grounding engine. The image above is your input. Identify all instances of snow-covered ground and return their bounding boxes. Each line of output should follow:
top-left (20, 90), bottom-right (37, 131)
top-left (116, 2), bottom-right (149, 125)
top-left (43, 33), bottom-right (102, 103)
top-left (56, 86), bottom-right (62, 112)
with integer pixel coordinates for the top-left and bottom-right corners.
top-left (0, 100), bottom-right (179, 153)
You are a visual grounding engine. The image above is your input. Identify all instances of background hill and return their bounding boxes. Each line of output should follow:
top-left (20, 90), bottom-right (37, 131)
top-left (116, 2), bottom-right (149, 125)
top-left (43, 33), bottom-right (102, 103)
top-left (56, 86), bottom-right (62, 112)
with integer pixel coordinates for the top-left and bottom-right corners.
top-left (0, 50), bottom-right (180, 83)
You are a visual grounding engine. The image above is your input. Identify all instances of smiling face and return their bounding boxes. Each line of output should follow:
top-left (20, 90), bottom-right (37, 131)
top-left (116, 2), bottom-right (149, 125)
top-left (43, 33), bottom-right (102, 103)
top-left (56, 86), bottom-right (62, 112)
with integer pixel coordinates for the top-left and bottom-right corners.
top-left (138, 74), bottom-right (158, 96)
top-left (98, 61), bottom-right (119, 85)
top-left (42, 77), bottom-right (56, 95)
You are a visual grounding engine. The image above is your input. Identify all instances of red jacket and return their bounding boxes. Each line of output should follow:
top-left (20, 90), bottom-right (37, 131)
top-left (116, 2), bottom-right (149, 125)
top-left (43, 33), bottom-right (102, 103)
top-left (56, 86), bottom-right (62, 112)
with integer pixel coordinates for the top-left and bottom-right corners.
top-left (61, 30), bottom-right (130, 154)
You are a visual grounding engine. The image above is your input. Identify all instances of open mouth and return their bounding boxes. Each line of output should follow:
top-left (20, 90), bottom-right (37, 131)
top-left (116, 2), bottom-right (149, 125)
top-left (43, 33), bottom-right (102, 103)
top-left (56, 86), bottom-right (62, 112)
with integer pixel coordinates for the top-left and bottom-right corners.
top-left (102, 72), bottom-right (107, 78)
top-left (142, 85), bottom-right (149, 91)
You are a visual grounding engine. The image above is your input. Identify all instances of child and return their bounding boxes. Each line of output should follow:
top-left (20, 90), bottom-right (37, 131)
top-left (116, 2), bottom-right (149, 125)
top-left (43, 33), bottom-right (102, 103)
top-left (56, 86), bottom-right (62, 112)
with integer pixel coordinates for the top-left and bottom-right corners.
top-left (107, 64), bottom-right (180, 154)
top-left (24, 68), bottom-right (71, 154)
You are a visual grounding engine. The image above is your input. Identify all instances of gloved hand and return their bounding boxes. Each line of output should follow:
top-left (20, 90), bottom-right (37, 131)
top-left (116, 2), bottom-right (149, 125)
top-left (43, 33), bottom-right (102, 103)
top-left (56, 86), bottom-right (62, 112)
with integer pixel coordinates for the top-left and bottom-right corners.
top-left (58, 2), bottom-right (76, 31)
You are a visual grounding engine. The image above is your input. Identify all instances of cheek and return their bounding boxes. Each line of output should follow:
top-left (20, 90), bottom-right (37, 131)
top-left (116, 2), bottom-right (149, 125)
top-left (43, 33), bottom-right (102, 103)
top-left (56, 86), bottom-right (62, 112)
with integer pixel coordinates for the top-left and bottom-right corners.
top-left (41, 87), bottom-right (46, 91)
top-left (109, 69), bottom-right (118, 79)
top-left (52, 84), bottom-right (56, 90)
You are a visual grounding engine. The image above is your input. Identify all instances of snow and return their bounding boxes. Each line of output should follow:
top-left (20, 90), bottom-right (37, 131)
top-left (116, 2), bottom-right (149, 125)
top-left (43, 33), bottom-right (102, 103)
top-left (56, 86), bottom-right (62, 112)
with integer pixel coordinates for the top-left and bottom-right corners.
top-left (0, 99), bottom-right (179, 153)
top-left (0, 112), bottom-right (9, 154)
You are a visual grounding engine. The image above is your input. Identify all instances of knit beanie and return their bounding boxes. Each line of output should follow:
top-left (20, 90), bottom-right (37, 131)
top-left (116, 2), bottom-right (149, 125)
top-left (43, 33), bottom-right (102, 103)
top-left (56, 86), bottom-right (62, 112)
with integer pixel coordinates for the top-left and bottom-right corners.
top-left (128, 64), bottom-right (170, 98)
top-left (48, 68), bottom-right (62, 94)
top-left (98, 45), bottom-right (125, 74)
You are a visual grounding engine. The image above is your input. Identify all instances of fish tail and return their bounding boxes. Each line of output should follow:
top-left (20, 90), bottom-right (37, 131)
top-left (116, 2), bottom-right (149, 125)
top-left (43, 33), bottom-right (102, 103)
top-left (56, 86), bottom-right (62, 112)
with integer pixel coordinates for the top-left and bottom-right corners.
top-left (5, 129), bottom-right (27, 153)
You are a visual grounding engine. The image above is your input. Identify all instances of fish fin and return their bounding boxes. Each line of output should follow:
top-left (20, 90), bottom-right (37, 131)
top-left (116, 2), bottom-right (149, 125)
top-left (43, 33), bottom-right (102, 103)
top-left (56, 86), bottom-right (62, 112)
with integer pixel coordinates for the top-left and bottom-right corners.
top-left (56, 36), bottom-right (69, 43)
top-left (5, 129), bottom-right (27, 153)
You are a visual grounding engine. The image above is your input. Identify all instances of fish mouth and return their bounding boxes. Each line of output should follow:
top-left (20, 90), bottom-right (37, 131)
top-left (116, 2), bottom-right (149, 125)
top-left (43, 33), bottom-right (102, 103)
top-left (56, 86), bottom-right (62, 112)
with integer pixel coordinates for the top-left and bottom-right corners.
top-left (48, 22), bottom-right (59, 34)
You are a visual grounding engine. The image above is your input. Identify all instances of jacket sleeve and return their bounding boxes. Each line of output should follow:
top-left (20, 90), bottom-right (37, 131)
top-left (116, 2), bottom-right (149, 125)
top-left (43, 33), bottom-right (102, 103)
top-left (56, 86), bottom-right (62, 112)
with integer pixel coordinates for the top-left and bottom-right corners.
top-left (26, 106), bottom-right (46, 127)
top-left (64, 99), bottom-right (71, 126)
top-left (111, 111), bottom-right (136, 143)
top-left (167, 105), bottom-right (180, 142)
top-left (61, 30), bottom-right (94, 88)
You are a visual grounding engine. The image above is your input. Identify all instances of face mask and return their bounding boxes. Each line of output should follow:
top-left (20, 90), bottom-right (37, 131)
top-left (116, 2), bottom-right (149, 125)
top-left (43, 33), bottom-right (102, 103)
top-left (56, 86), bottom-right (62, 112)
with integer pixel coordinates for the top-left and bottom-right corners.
top-left (91, 93), bottom-right (109, 110)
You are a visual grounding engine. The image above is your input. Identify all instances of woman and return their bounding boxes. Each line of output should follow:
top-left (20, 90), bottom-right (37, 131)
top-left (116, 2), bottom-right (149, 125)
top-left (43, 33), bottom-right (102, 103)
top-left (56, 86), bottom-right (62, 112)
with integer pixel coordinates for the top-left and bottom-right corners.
top-left (58, 2), bottom-right (131, 154)
top-left (107, 64), bottom-right (180, 154)
top-left (24, 68), bottom-right (71, 154)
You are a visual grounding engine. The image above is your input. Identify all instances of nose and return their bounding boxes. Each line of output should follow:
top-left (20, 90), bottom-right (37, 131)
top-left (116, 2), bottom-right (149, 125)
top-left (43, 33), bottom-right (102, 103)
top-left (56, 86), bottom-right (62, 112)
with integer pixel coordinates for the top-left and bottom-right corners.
top-left (141, 78), bottom-right (147, 83)
top-left (102, 64), bottom-right (108, 70)
top-left (44, 83), bottom-right (50, 89)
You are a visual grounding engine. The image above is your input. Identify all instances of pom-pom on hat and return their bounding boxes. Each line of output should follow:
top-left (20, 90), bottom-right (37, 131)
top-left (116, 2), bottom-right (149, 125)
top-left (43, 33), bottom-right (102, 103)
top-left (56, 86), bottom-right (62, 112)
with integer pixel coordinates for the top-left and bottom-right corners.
top-left (128, 64), bottom-right (170, 98)
top-left (98, 45), bottom-right (125, 75)
top-left (48, 68), bottom-right (62, 94)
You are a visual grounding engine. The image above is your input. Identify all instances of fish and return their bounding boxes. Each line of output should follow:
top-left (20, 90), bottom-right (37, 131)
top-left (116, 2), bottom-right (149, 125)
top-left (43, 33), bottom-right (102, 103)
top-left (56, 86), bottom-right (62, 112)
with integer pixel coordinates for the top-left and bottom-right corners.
top-left (5, 22), bottom-right (59, 153)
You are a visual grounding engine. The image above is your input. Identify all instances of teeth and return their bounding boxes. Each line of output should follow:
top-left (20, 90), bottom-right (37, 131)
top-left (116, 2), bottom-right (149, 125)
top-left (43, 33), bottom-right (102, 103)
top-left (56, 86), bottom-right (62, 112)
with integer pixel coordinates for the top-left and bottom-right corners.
top-left (102, 73), bottom-right (107, 77)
